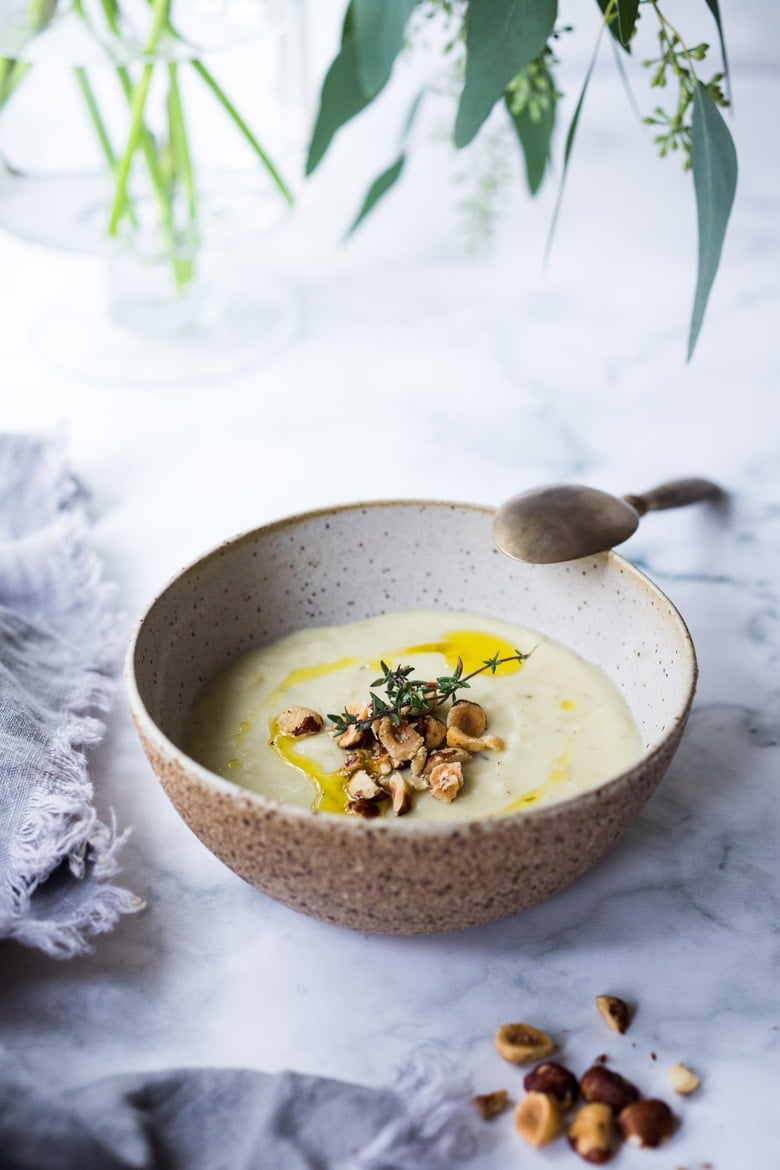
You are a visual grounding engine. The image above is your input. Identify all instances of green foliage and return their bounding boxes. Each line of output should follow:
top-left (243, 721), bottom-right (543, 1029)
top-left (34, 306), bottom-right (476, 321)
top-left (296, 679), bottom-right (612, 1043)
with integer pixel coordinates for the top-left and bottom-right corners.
top-left (352, 0), bottom-right (420, 97)
top-left (346, 154), bottom-right (406, 236)
top-left (306, 0), bottom-right (737, 357)
top-left (688, 83), bottom-right (738, 359)
top-left (505, 59), bottom-right (557, 194)
top-left (615, 0), bottom-right (640, 48)
top-left (454, 0), bottom-right (557, 148)
top-left (305, 37), bottom-right (377, 176)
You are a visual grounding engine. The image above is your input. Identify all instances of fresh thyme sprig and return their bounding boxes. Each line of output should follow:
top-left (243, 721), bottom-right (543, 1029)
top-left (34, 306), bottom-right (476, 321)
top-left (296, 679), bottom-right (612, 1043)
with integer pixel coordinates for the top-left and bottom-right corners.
top-left (327, 649), bottom-right (532, 735)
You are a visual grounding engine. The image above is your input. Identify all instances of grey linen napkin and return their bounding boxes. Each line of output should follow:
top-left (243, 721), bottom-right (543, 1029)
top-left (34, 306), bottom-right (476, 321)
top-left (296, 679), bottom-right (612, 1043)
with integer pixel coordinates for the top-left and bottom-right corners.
top-left (0, 437), bottom-right (484, 1168)
top-left (0, 1048), bottom-right (483, 1169)
top-left (0, 432), bottom-right (139, 958)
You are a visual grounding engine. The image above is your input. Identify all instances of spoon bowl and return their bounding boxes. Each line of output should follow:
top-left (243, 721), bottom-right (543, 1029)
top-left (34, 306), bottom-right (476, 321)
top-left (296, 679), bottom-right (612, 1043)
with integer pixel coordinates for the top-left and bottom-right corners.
top-left (493, 477), bottom-right (725, 564)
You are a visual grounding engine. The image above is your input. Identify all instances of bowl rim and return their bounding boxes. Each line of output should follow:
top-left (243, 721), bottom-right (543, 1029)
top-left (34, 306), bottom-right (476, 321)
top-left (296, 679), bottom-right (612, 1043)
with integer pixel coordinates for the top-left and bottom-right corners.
top-left (125, 498), bottom-right (698, 837)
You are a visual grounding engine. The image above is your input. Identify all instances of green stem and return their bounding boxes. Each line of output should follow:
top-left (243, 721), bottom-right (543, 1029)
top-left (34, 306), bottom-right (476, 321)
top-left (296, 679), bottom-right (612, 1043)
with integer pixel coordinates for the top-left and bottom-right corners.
top-left (106, 61), bottom-right (154, 235)
top-left (105, 0), bottom-right (194, 290)
top-left (0, 58), bottom-right (30, 111)
top-left (98, 0), bottom-right (121, 37)
top-left (190, 59), bottom-right (294, 207)
top-left (107, 0), bottom-right (171, 241)
top-left (166, 63), bottom-right (196, 223)
top-left (73, 66), bottom-right (138, 227)
top-left (649, 2), bottom-right (700, 79)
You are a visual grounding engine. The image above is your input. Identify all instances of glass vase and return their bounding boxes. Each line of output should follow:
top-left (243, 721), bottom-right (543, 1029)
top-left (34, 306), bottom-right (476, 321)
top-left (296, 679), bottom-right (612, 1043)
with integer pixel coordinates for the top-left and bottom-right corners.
top-left (0, 0), bottom-right (307, 383)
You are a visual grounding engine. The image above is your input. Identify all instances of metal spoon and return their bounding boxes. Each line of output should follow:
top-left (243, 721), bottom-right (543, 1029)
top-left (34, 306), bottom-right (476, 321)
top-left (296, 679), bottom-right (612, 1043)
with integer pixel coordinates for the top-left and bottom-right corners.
top-left (493, 477), bottom-right (726, 564)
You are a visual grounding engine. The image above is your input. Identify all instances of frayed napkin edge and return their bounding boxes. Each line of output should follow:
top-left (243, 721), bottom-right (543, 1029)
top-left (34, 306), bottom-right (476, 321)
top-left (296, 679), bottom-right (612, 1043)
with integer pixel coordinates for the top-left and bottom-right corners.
top-left (0, 432), bottom-right (143, 959)
top-left (342, 1045), bottom-right (485, 1169)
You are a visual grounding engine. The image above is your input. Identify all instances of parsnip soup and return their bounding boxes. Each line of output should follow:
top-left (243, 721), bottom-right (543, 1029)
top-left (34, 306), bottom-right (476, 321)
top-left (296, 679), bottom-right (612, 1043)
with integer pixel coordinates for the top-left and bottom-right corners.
top-left (184, 609), bottom-right (641, 822)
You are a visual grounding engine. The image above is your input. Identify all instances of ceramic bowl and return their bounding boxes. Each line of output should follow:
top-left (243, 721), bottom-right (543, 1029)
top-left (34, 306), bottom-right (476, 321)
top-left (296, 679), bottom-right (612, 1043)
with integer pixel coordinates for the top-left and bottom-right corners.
top-left (126, 500), bottom-right (697, 934)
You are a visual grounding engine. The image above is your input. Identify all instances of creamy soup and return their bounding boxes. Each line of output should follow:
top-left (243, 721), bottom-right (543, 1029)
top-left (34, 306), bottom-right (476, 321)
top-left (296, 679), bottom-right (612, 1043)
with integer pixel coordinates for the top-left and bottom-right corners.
top-left (184, 609), bottom-right (642, 822)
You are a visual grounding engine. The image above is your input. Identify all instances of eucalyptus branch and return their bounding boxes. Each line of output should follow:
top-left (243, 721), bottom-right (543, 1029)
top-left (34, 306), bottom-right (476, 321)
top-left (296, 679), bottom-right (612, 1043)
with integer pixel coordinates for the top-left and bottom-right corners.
top-left (643, 2), bottom-right (728, 169)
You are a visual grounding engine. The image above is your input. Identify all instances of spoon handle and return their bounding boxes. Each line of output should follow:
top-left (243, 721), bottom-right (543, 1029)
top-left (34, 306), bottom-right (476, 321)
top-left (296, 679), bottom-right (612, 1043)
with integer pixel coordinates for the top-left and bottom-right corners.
top-left (623, 477), bottom-right (726, 517)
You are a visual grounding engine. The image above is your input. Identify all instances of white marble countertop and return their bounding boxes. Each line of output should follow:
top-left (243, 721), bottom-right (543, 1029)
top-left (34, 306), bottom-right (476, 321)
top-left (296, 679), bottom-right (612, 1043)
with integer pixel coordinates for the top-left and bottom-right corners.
top-left (1, 2), bottom-right (778, 1166)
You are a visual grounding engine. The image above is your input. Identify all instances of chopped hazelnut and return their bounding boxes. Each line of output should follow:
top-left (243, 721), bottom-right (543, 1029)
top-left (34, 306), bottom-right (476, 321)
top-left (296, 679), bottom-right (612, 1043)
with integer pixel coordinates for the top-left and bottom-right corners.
top-left (370, 744), bottom-right (394, 775)
top-left (595, 995), bottom-right (631, 1034)
top-left (668, 1061), bottom-right (700, 1095)
top-left (618, 1098), bottom-right (675, 1148)
top-left (348, 798), bottom-right (380, 818)
top-left (514, 1091), bottom-right (563, 1147)
top-left (372, 716), bottom-right (424, 767)
top-left (345, 770), bottom-right (385, 802)
top-left (580, 1065), bottom-right (639, 1113)
top-left (495, 1021), bottom-right (556, 1065)
top-left (409, 744), bottom-right (428, 778)
top-left (336, 725), bottom-right (364, 748)
top-left (427, 760), bottom-right (464, 803)
top-left (386, 771), bottom-right (412, 816)
top-left (446, 699), bottom-right (488, 738)
top-left (446, 725), bottom-right (505, 752)
top-left (422, 746), bottom-right (471, 774)
top-left (524, 1061), bottom-right (580, 1109)
top-left (567, 1102), bottom-right (618, 1164)
top-left (336, 704), bottom-right (371, 748)
top-left (276, 706), bottom-right (323, 737)
top-left (471, 1089), bottom-right (509, 1120)
top-left (419, 714), bottom-right (447, 750)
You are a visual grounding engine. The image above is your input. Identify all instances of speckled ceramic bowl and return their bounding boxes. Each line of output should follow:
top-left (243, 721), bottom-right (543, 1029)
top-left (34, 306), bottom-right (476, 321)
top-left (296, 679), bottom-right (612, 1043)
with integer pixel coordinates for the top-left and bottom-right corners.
top-left (126, 500), bottom-right (696, 934)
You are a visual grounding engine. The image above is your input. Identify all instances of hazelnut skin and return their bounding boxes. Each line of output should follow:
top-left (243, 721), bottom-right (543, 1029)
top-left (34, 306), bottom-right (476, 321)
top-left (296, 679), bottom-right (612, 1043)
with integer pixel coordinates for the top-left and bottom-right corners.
top-left (567, 1102), bottom-right (618, 1164)
top-left (523, 1061), bottom-right (580, 1109)
top-left (580, 1064), bottom-right (640, 1113)
top-left (618, 1098), bottom-right (675, 1148)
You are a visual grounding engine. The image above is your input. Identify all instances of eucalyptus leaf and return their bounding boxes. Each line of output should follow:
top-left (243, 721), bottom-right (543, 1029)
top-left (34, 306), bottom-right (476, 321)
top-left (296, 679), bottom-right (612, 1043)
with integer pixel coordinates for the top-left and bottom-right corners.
top-left (545, 22), bottom-right (605, 262)
top-left (352, 0), bottom-right (419, 98)
top-left (595, 0), bottom-right (625, 50)
top-left (505, 64), bottom-right (556, 194)
top-left (687, 82), bottom-right (737, 359)
top-left (346, 154), bottom-right (406, 237)
top-left (306, 37), bottom-right (378, 175)
top-left (702, 0), bottom-right (731, 100)
top-left (454, 0), bottom-right (557, 149)
top-left (615, 0), bottom-right (639, 47)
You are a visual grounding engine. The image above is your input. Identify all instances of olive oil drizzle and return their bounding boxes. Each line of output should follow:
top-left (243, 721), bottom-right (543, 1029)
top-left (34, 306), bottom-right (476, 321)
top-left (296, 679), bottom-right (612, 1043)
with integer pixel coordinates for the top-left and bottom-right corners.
top-left (269, 629), bottom-right (525, 813)
top-left (500, 746), bottom-right (572, 813)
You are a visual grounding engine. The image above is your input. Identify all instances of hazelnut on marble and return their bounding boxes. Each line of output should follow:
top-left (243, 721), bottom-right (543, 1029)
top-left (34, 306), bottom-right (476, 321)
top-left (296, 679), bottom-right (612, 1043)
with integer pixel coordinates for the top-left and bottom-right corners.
top-left (523, 1060), bottom-right (580, 1109)
top-left (595, 994), bottom-right (631, 1034)
top-left (514, 1091), bottom-right (564, 1147)
top-left (668, 1061), bottom-right (700, 1095)
top-left (618, 1098), bottom-right (675, 1148)
top-left (567, 1102), bottom-right (618, 1164)
top-left (580, 1064), bottom-right (639, 1113)
top-left (471, 1089), bottom-right (509, 1120)
top-left (495, 1021), bottom-right (556, 1065)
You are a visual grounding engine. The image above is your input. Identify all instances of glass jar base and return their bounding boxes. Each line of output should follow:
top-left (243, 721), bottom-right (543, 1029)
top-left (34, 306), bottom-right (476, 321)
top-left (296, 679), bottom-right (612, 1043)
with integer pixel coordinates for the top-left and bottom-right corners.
top-left (34, 268), bottom-right (300, 386)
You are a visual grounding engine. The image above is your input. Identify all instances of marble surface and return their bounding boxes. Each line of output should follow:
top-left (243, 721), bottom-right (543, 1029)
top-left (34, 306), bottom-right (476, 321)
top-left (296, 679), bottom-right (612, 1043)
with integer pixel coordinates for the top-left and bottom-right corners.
top-left (1, 1), bottom-right (778, 1166)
